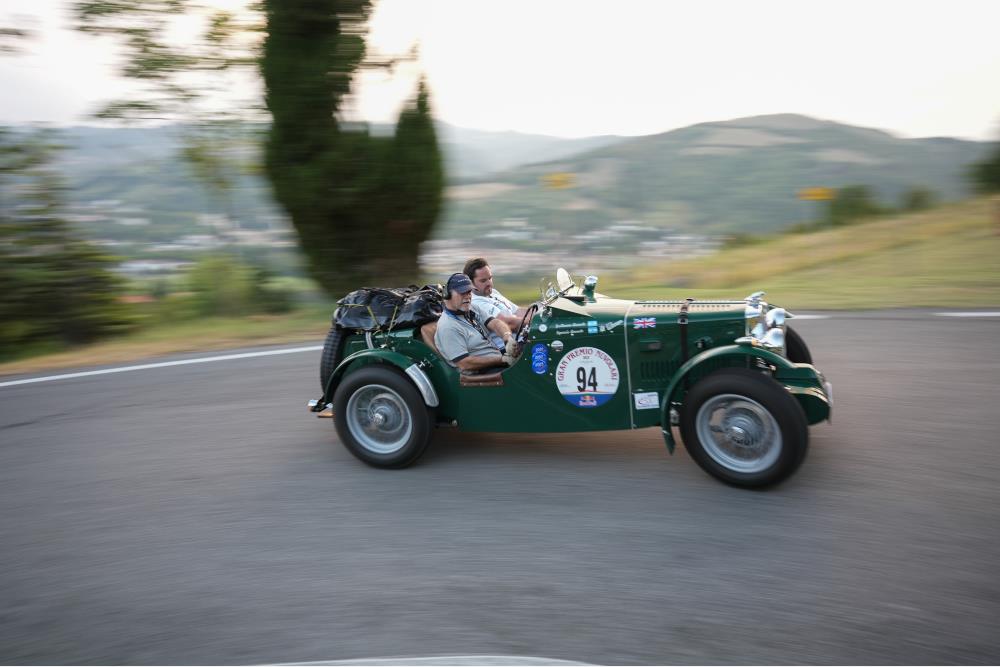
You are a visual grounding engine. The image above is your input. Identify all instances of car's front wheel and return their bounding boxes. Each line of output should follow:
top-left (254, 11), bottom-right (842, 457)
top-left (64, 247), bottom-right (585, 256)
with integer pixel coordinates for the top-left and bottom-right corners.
top-left (785, 325), bottom-right (812, 364)
top-left (680, 368), bottom-right (808, 488)
top-left (332, 365), bottom-right (432, 468)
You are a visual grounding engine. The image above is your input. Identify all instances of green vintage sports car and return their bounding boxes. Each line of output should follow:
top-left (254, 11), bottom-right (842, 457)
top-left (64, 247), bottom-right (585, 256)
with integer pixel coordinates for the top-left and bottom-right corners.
top-left (308, 269), bottom-right (832, 488)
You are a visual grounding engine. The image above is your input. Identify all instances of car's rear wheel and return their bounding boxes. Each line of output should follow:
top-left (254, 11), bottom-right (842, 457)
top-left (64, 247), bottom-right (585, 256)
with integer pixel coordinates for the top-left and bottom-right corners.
top-left (680, 368), bottom-right (808, 488)
top-left (785, 326), bottom-right (812, 364)
top-left (332, 365), bottom-right (432, 468)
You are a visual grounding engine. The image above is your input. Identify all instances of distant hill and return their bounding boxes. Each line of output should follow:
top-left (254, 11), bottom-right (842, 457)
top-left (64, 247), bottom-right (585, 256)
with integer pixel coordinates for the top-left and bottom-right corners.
top-left (33, 122), bottom-right (625, 245)
top-left (10, 115), bottom-right (992, 273)
top-left (434, 124), bottom-right (624, 180)
top-left (438, 113), bottom-right (991, 239)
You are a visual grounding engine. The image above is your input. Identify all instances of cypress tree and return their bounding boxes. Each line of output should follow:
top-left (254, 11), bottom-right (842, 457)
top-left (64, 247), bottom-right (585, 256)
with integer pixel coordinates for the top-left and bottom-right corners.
top-left (260, 0), bottom-right (444, 296)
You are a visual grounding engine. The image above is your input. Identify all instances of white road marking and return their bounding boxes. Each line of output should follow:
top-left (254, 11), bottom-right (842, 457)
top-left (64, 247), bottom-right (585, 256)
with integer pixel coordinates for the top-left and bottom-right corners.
top-left (266, 657), bottom-right (590, 666)
top-left (0, 345), bottom-right (323, 389)
top-left (4, 309), bottom-right (990, 388)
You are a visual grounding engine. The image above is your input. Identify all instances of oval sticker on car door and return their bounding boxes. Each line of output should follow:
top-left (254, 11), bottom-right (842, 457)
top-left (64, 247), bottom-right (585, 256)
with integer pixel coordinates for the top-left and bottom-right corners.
top-left (555, 346), bottom-right (620, 407)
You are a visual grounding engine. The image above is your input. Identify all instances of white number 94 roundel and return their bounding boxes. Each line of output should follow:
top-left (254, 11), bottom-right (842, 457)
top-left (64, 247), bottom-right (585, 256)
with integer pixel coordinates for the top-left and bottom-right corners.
top-left (555, 346), bottom-right (620, 408)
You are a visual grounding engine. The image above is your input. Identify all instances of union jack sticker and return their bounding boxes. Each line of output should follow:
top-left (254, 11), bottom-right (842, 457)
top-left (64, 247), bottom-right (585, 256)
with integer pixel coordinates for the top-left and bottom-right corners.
top-left (633, 317), bottom-right (656, 329)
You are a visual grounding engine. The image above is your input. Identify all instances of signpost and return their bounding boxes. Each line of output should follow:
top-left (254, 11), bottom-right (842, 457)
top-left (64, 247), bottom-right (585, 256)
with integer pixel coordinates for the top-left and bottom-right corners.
top-left (798, 187), bottom-right (835, 227)
top-left (542, 172), bottom-right (576, 190)
top-left (798, 187), bottom-right (835, 201)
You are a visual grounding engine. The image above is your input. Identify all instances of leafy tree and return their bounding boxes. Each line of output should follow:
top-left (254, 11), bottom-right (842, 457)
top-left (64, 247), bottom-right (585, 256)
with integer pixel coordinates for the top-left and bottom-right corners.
top-left (0, 24), bottom-right (32, 55)
top-left (74, 0), bottom-right (445, 298)
top-left (73, 1), bottom-right (266, 245)
top-left (260, 0), bottom-right (443, 295)
top-left (968, 142), bottom-right (1000, 194)
top-left (183, 253), bottom-right (292, 317)
top-left (0, 130), bottom-right (132, 355)
top-left (900, 187), bottom-right (936, 212)
top-left (825, 185), bottom-right (884, 226)
top-left (72, 1), bottom-right (255, 122)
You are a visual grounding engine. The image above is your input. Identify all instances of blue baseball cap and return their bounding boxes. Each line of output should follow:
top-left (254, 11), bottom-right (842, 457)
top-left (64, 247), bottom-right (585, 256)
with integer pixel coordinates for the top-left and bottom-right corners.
top-left (446, 273), bottom-right (474, 294)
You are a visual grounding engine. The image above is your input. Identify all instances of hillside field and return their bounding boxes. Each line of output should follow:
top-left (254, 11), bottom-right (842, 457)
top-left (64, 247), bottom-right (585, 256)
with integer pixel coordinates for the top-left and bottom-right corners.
top-left (515, 197), bottom-right (1000, 310)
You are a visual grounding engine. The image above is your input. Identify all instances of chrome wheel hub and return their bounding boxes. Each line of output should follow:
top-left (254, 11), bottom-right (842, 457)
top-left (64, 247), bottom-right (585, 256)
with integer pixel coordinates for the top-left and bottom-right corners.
top-left (345, 384), bottom-right (413, 454)
top-left (725, 424), bottom-right (750, 446)
top-left (696, 394), bottom-right (781, 473)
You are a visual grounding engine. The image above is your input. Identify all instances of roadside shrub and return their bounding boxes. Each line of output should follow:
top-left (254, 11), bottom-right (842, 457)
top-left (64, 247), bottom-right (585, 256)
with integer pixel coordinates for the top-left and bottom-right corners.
top-left (182, 254), bottom-right (294, 318)
top-left (722, 233), bottom-right (766, 249)
top-left (901, 187), bottom-right (936, 212)
top-left (186, 254), bottom-right (257, 317)
top-left (825, 185), bottom-right (885, 226)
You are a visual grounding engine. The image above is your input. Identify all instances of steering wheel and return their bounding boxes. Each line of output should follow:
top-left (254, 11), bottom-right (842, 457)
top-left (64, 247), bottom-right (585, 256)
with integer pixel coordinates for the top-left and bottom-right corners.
top-left (511, 303), bottom-right (538, 359)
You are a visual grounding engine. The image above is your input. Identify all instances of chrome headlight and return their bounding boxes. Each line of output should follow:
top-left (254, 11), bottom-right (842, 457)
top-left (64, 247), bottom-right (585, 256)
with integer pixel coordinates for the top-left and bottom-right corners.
top-left (766, 307), bottom-right (788, 328)
top-left (738, 292), bottom-right (793, 354)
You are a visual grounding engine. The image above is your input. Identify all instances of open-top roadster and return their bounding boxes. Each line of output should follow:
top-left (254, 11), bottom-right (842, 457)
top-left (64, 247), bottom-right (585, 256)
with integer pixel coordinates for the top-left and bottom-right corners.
top-left (308, 269), bottom-right (831, 488)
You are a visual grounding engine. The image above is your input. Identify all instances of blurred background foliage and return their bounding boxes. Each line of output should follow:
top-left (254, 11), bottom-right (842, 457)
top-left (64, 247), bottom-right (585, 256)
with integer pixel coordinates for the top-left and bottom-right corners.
top-left (1, 1), bottom-right (998, 365)
top-left (0, 128), bottom-right (295, 360)
top-left (1, 129), bottom-right (134, 356)
top-left (0, 0), bottom-right (444, 361)
top-left (969, 140), bottom-right (1000, 194)
top-left (72, 0), bottom-right (444, 298)
top-left (261, 0), bottom-right (443, 296)
top-left (179, 253), bottom-right (293, 318)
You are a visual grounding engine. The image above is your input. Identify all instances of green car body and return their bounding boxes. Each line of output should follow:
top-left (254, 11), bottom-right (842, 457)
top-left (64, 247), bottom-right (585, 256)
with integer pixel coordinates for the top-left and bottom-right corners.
top-left (310, 271), bottom-right (831, 488)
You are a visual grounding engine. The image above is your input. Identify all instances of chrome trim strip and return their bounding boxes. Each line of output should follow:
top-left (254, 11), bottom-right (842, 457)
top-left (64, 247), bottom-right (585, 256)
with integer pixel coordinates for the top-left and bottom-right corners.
top-left (405, 364), bottom-right (440, 407)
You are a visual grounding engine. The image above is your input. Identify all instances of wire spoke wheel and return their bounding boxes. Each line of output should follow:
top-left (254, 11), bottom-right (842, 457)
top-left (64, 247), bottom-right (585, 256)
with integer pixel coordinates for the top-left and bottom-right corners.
top-left (332, 365), bottom-right (432, 468)
top-left (346, 384), bottom-right (413, 454)
top-left (696, 394), bottom-right (781, 473)
top-left (680, 368), bottom-right (809, 488)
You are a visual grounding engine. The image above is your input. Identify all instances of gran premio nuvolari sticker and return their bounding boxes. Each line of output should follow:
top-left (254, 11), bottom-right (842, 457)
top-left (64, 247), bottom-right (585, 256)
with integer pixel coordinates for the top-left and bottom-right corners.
top-left (555, 346), bottom-right (620, 407)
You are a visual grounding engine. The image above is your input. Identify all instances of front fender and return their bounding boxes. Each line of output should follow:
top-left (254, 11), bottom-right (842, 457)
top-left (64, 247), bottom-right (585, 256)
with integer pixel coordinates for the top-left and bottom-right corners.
top-left (659, 344), bottom-right (827, 453)
top-left (325, 348), bottom-right (439, 408)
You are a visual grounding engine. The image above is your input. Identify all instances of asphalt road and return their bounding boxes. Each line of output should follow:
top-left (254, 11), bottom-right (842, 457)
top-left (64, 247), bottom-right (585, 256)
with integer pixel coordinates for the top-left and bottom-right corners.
top-left (1, 312), bottom-right (999, 665)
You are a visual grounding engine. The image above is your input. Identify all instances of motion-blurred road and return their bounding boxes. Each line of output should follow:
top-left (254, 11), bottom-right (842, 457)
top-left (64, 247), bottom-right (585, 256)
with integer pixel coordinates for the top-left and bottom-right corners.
top-left (2, 312), bottom-right (998, 665)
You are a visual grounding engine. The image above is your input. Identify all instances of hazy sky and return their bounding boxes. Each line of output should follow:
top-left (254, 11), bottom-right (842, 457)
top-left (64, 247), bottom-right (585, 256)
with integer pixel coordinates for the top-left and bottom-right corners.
top-left (3, 0), bottom-right (999, 140)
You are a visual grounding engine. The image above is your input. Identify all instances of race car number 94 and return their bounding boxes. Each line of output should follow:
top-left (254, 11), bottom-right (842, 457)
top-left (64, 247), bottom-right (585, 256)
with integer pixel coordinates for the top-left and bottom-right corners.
top-left (555, 347), bottom-right (620, 408)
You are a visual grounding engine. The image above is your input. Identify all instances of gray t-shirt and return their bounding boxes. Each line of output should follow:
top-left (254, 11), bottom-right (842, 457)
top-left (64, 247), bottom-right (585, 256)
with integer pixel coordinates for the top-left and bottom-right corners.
top-left (434, 309), bottom-right (501, 369)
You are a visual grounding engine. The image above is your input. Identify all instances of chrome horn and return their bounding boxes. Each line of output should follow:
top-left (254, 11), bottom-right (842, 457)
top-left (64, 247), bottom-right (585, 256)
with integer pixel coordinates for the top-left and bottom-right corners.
top-left (765, 307), bottom-right (793, 328)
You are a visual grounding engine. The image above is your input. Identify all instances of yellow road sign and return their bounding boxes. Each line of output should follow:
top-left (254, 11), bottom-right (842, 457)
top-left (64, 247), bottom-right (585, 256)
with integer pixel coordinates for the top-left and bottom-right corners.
top-left (798, 187), bottom-right (835, 201)
top-left (542, 172), bottom-right (575, 189)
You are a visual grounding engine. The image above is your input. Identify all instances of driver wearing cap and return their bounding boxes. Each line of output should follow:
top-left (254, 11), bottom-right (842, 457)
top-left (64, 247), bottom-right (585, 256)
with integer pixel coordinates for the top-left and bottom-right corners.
top-left (434, 273), bottom-right (518, 373)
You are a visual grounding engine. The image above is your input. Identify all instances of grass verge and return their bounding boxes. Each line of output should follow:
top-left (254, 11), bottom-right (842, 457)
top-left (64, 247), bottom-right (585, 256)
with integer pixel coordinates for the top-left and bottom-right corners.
top-left (0, 304), bottom-right (335, 377)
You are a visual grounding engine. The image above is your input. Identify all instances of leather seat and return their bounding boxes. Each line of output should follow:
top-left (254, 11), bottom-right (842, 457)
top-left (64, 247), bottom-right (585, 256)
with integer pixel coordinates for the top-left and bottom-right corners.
top-left (459, 371), bottom-right (504, 387)
top-left (418, 320), bottom-right (441, 357)
top-left (419, 318), bottom-right (506, 386)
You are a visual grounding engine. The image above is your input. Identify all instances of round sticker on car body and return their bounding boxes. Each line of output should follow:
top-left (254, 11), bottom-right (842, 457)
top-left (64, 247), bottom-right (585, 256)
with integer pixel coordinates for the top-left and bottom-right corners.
top-left (531, 343), bottom-right (548, 375)
top-left (555, 346), bottom-right (620, 407)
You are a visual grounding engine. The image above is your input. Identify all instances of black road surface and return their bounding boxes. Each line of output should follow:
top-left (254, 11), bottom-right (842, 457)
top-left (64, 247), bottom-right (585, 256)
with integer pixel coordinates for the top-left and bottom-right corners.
top-left (1, 312), bottom-right (998, 664)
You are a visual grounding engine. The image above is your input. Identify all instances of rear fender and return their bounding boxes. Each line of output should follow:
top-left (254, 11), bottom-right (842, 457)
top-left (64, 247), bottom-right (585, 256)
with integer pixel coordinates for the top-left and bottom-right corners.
top-left (325, 348), bottom-right (439, 408)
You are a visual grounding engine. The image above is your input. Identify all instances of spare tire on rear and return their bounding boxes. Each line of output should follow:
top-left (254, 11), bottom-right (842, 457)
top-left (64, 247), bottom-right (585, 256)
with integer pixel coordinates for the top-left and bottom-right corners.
top-left (320, 324), bottom-right (346, 392)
